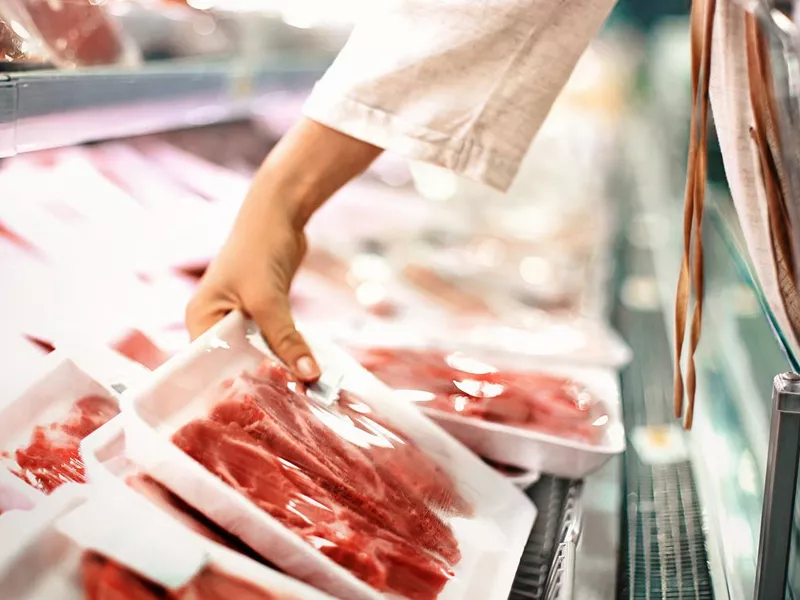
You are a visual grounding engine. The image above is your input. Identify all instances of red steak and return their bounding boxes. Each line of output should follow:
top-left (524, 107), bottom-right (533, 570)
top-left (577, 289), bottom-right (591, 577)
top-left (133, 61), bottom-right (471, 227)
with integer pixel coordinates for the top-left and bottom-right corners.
top-left (5, 395), bottom-right (119, 494)
top-left (357, 347), bottom-right (605, 443)
top-left (172, 361), bottom-right (468, 600)
top-left (81, 552), bottom-right (284, 600)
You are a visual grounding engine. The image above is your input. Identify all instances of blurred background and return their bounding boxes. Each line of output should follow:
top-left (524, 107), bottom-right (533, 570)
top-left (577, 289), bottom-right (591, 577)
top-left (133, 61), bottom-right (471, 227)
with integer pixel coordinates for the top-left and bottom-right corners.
top-left (1, 2), bottom-right (798, 600)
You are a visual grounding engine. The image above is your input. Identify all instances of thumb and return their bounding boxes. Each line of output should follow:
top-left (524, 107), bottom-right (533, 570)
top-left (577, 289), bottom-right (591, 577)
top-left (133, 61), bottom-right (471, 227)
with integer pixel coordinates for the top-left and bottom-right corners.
top-left (249, 294), bottom-right (320, 382)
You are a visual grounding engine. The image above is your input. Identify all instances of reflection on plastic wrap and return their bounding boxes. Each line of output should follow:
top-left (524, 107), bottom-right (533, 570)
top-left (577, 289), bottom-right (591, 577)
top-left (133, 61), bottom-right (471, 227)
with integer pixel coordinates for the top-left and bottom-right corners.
top-left (357, 347), bottom-right (607, 445)
top-left (82, 552), bottom-right (285, 600)
top-left (7, 0), bottom-right (137, 67)
top-left (2, 395), bottom-right (119, 494)
top-left (172, 359), bottom-right (470, 600)
top-left (0, 10), bottom-right (49, 66)
top-left (126, 473), bottom-right (266, 563)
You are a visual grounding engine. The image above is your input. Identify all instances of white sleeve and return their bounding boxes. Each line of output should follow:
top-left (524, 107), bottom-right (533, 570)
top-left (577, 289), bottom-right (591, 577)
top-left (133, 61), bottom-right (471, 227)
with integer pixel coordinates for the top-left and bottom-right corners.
top-left (304, 0), bottom-right (617, 191)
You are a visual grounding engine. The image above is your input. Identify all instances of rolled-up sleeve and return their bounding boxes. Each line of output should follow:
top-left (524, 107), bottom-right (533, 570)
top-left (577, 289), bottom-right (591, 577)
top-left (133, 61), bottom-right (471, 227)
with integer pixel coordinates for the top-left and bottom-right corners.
top-left (304, 0), bottom-right (617, 191)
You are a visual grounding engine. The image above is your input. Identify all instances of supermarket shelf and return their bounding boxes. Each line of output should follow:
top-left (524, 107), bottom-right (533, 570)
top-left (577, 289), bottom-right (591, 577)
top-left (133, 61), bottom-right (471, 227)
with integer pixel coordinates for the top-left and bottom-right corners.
top-left (0, 58), bottom-right (326, 157)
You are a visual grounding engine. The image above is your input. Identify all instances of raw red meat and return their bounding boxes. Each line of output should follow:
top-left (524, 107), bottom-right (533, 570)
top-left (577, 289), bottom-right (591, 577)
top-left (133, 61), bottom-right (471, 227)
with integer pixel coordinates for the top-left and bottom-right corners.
top-left (5, 395), bottom-right (119, 494)
top-left (81, 552), bottom-right (284, 600)
top-left (126, 474), bottom-right (268, 565)
top-left (357, 347), bottom-right (606, 444)
top-left (172, 361), bottom-right (469, 600)
top-left (112, 330), bottom-right (170, 370)
top-left (19, 0), bottom-right (127, 67)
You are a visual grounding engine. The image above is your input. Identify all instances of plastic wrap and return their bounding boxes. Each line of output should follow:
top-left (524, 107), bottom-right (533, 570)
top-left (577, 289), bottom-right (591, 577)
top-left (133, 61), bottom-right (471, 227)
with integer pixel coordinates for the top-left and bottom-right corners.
top-left (1, 0), bottom-right (139, 68)
top-left (122, 311), bottom-right (536, 600)
top-left (0, 351), bottom-right (146, 498)
top-left (0, 11), bottom-right (50, 66)
top-left (0, 484), bottom-right (340, 600)
top-left (82, 419), bottom-right (269, 564)
top-left (348, 340), bottom-right (624, 478)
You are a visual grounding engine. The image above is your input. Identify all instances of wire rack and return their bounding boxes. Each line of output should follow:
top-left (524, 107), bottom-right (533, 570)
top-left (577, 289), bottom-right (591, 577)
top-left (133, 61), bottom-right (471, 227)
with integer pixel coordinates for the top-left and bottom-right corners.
top-left (508, 476), bottom-right (584, 600)
top-left (613, 249), bottom-right (715, 600)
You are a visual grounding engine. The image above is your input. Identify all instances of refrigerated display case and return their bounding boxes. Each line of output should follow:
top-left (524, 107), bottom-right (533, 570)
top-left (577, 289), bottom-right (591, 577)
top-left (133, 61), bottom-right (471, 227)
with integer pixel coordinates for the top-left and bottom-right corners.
top-left (0, 5), bottom-right (626, 600)
top-left (11, 2), bottom-right (800, 600)
top-left (616, 3), bottom-right (800, 600)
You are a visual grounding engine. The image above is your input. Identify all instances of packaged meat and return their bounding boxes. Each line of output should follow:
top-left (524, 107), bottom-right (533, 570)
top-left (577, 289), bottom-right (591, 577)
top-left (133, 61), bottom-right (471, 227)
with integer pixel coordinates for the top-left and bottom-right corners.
top-left (81, 419), bottom-right (268, 564)
top-left (122, 311), bottom-right (536, 600)
top-left (347, 339), bottom-right (624, 478)
top-left (2, 0), bottom-right (138, 68)
top-left (0, 351), bottom-right (145, 496)
top-left (356, 347), bottom-right (607, 443)
top-left (0, 483), bottom-right (340, 600)
top-left (5, 394), bottom-right (118, 494)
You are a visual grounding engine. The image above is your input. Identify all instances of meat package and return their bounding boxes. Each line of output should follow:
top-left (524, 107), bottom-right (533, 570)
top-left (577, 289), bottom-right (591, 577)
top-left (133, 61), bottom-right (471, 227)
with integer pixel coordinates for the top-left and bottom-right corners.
top-left (122, 311), bottom-right (536, 600)
top-left (81, 419), bottom-right (269, 564)
top-left (0, 351), bottom-right (146, 504)
top-left (0, 483), bottom-right (341, 600)
top-left (1, 0), bottom-right (138, 68)
top-left (351, 343), bottom-right (625, 478)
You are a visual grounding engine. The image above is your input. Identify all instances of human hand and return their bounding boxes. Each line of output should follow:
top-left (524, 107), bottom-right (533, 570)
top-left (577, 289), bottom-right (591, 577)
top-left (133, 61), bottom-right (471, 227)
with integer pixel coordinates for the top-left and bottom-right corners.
top-left (186, 198), bottom-right (320, 381)
top-left (185, 118), bottom-right (382, 381)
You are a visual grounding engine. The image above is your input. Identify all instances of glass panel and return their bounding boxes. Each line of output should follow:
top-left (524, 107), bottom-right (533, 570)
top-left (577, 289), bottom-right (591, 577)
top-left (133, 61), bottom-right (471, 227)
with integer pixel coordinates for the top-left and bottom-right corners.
top-left (789, 470), bottom-right (800, 599)
top-left (691, 196), bottom-right (791, 598)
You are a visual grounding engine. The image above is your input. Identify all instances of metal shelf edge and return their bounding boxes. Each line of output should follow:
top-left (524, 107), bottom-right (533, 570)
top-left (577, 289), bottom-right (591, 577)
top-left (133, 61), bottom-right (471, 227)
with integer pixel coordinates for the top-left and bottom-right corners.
top-left (0, 58), bottom-right (327, 157)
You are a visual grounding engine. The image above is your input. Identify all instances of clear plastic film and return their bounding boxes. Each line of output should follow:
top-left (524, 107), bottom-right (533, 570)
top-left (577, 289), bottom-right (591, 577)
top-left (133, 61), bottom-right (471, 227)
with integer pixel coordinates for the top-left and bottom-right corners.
top-left (0, 349), bottom-right (146, 500)
top-left (0, 0), bottom-right (139, 69)
top-left (0, 355), bottom-right (121, 497)
top-left (122, 311), bottom-right (535, 600)
top-left (0, 7), bottom-right (50, 67)
top-left (82, 418), bottom-right (273, 564)
top-left (343, 332), bottom-right (625, 479)
top-left (0, 484), bottom-right (339, 600)
top-left (356, 346), bottom-right (608, 444)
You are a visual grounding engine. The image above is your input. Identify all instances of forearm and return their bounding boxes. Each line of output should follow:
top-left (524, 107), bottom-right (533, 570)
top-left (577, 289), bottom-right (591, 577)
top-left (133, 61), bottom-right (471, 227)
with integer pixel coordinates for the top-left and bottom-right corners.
top-left (238, 117), bottom-right (383, 230)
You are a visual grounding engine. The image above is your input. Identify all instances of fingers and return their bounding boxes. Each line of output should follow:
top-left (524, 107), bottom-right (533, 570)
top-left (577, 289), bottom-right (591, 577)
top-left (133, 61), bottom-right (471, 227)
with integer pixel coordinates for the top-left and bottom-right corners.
top-left (248, 294), bottom-right (320, 382)
top-left (186, 289), bottom-right (231, 341)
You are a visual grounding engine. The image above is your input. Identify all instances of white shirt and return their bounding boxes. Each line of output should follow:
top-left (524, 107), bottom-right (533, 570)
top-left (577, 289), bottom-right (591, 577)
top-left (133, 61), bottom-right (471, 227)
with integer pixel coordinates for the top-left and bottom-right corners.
top-left (304, 0), bottom-right (800, 352)
top-left (304, 0), bottom-right (617, 192)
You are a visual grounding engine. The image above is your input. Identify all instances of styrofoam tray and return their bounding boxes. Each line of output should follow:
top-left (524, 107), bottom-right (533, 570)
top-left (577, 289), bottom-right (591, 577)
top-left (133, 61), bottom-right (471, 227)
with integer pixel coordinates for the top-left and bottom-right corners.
top-left (424, 363), bottom-right (624, 479)
top-left (121, 311), bottom-right (537, 600)
top-left (0, 481), bottom-right (341, 600)
top-left (0, 350), bottom-right (149, 504)
top-left (346, 336), bottom-right (625, 479)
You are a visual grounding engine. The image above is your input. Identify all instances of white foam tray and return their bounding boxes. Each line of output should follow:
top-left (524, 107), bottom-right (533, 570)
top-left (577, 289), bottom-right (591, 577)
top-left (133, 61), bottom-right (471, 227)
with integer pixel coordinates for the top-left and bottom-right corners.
top-left (0, 481), bottom-right (341, 600)
top-left (120, 311), bottom-right (537, 600)
top-left (346, 336), bottom-right (626, 479)
top-left (0, 350), bottom-right (149, 510)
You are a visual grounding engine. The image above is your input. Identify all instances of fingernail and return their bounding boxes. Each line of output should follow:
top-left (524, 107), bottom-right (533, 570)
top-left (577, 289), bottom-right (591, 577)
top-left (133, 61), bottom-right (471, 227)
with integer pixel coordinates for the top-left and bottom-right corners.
top-left (296, 356), bottom-right (319, 380)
